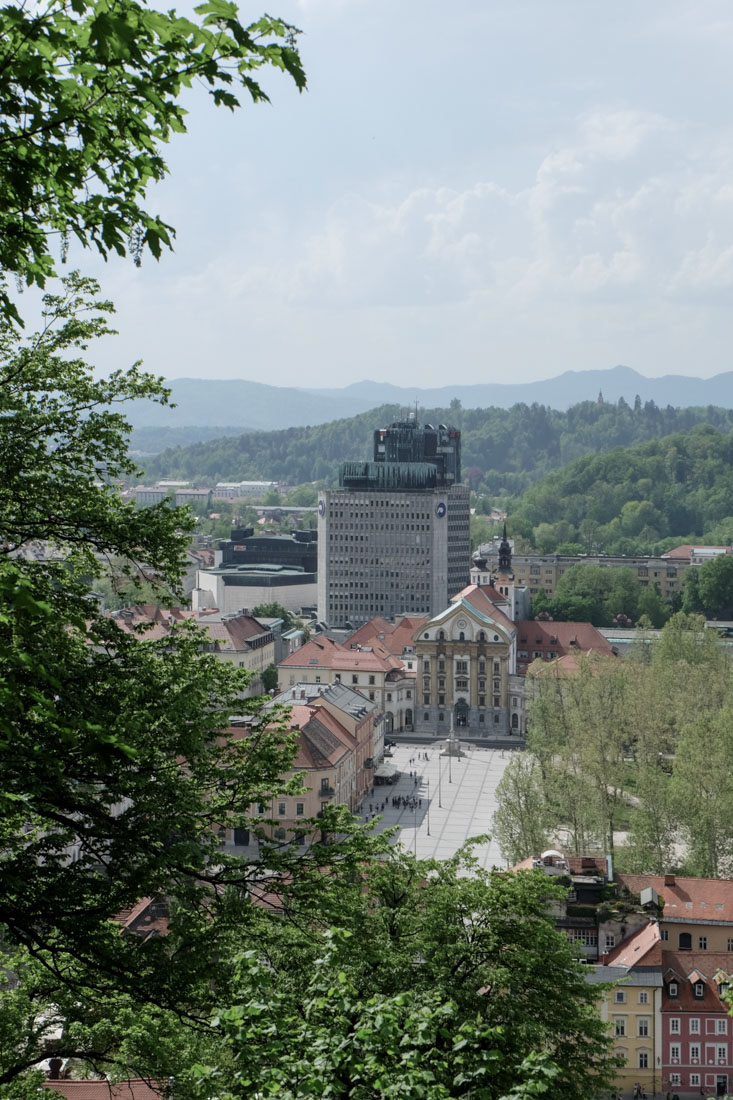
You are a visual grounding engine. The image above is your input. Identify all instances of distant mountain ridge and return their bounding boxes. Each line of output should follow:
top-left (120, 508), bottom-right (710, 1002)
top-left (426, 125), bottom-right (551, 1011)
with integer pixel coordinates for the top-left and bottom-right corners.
top-left (124, 366), bottom-right (727, 441)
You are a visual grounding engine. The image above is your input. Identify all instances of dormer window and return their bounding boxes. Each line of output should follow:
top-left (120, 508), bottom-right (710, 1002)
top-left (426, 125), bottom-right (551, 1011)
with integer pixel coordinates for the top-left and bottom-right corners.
top-left (694, 982), bottom-right (705, 999)
top-left (669, 982), bottom-right (678, 997)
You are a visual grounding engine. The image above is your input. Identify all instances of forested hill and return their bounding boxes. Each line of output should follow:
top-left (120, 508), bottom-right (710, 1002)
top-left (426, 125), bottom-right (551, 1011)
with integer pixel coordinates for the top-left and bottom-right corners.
top-left (142, 399), bottom-right (733, 495)
top-left (509, 423), bottom-right (733, 556)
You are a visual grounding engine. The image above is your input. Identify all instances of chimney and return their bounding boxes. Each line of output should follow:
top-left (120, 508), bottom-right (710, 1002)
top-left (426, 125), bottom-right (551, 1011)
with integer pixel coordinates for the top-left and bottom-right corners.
top-left (664, 873), bottom-right (676, 887)
top-left (600, 952), bottom-right (610, 965)
top-left (48, 1058), bottom-right (63, 1080)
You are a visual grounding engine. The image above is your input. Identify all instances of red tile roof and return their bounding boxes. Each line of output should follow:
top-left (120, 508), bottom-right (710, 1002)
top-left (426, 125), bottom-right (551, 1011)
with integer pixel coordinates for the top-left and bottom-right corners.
top-left (345, 616), bottom-right (428, 656)
top-left (280, 636), bottom-right (402, 673)
top-left (43, 1082), bottom-right (160, 1100)
top-left (450, 584), bottom-right (516, 635)
top-left (607, 922), bottom-right (662, 968)
top-left (516, 619), bottom-right (613, 674)
top-left (662, 950), bottom-right (732, 1010)
top-left (617, 874), bottom-right (733, 923)
top-left (287, 703), bottom-right (355, 770)
top-left (662, 544), bottom-right (729, 559)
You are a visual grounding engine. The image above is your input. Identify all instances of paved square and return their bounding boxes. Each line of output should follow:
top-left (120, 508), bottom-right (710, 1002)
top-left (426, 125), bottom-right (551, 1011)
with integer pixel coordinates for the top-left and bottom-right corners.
top-left (359, 741), bottom-right (517, 870)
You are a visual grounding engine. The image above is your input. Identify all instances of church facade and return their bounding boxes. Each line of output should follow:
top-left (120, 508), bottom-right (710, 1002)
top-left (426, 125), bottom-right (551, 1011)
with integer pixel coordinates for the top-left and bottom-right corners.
top-left (411, 583), bottom-right (526, 737)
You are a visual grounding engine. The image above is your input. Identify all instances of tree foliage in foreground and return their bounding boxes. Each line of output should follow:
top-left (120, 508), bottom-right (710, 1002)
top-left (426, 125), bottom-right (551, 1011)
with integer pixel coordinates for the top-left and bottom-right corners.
top-left (192, 850), bottom-right (617, 1100)
top-left (493, 615), bottom-right (733, 876)
top-left (0, 278), bottom-right (310, 1087)
top-left (0, 0), bottom-right (305, 322)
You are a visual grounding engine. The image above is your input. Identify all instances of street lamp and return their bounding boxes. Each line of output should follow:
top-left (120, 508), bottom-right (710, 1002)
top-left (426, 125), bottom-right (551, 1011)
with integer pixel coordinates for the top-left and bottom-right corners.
top-left (426, 777), bottom-right (430, 835)
top-left (438, 752), bottom-right (442, 807)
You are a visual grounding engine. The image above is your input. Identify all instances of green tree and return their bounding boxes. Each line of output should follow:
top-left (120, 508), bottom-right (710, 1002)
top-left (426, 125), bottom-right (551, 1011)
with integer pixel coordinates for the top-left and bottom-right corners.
top-left (0, 278), bottom-right (326, 1086)
top-left (261, 662), bottom-right (279, 693)
top-left (196, 849), bottom-right (617, 1100)
top-left (694, 554), bottom-right (733, 618)
top-left (0, 0), bottom-right (304, 322)
top-left (492, 753), bottom-right (551, 864)
top-left (252, 601), bottom-right (296, 629)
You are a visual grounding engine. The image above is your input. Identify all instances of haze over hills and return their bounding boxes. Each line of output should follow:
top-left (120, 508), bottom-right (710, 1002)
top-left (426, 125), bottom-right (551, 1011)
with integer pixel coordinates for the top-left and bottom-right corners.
top-left (126, 367), bottom-right (726, 449)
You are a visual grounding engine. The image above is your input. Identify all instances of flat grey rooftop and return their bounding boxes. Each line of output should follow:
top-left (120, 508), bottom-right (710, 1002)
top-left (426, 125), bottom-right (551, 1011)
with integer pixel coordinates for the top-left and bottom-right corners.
top-left (359, 740), bottom-right (515, 870)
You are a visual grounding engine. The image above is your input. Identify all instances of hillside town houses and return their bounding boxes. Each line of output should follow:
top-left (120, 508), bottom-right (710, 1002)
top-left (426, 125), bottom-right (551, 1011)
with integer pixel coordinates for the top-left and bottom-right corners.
top-left (515, 852), bottom-right (733, 1099)
top-left (80, 418), bottom-right (733, 1100)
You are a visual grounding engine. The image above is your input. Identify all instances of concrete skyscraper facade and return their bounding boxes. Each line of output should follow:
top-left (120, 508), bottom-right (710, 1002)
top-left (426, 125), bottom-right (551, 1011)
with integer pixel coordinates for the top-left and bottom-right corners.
top-left (317, 420), bottom-right (470, 627)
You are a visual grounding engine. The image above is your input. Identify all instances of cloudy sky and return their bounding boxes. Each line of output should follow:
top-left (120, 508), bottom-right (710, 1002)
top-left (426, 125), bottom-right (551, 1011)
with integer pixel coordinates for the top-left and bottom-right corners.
top-left (54, 1), bottom-right (733, 387)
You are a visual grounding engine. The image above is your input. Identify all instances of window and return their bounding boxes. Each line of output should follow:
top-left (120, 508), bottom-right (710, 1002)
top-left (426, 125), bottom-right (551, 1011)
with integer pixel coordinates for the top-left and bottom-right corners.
top-left (638, 1018), bottom-right (649, 1037)
top-left (456, 660), bottom-right (468, 674)
top-left (690, 1075), bottom-right (701, 1087)
top-left (690, 1044), bottom-right (701, 1060)
top-left (614, 990), bottom-right (626, 1004)
top-left (233, 826), bottom-right (250, 846)
top-left (614, 1018), bottom-right (626, 1037)
top-left (670, 1044), bottom-right (680, 1060)
top-left (717, 1020), bottom-right (728, 1035)
top-left (691, 1019), bottom-right (701, 1034)
top-left (295, 830), bottom-right (306, 846)
top-left (661, 929), bottom-right (669, 941)
top-left (670, 1074), bottom-right (680, 1086)
top-left (386, 692), bottom-right (392, 701)
top-left (278, 802), bottom-right (286, 815)
top-left (569, 929), bottom-right (597, 946)
top-left (296, 802), bottom-right (304, 817)
top-left (638, 990), bottom-right (648, 1005)
top-left (320, 778), bottom-right (330, 793)
top-left (694, 982), bottom-right (705, 998)
top-left (369, 675), bottom-right (375, 685)
top-left (670, 1018), bottom-right (681, 1034)
top-left (638, 1052), bottom-right (649, 1069)
top-left (669, 982), bottom-right (678, 997)
top-left (257, 802), bottom-right (266, 814)
top-left (699, 936), bottom-right (708, 950)
top-left (315, 675), bottom-right (321, 683)
top-left (718, 1045), bottom-right (727, 1061)
top-left (352, 674), bottom-right (358, 684)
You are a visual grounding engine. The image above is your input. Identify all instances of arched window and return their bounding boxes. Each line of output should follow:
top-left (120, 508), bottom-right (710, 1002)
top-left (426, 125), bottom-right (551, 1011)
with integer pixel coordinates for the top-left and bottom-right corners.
top-left (511, 713), bottom-right (519, 730)
top-left (459, 631), bottom-right (465, 641)
top-left (679, 932), bottom-right (692, 951)
top-left (478, 631), bottom-right (486, 641)
top-left (438, 630), bottom-right (445, 640)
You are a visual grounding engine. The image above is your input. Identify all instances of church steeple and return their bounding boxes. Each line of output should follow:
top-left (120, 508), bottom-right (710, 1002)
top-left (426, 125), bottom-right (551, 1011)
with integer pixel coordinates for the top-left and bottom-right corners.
top-left (498, 522), bottom-right (512, 574)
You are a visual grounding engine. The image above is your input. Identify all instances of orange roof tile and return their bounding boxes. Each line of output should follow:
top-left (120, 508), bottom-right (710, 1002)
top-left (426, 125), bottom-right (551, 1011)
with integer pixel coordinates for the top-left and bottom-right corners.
top-left (617, 873), bottom-right (733, 923)
top-left (345, 616), bottom-right (428, 657)
top-left (606, 922), bottom-right (661, 968)
top-left (280, 636), bottom-right (402, 673)
top-left (449, 585), bottom-right (516, 634)
top-left (43, 1082), bottom-right (160, 1100)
